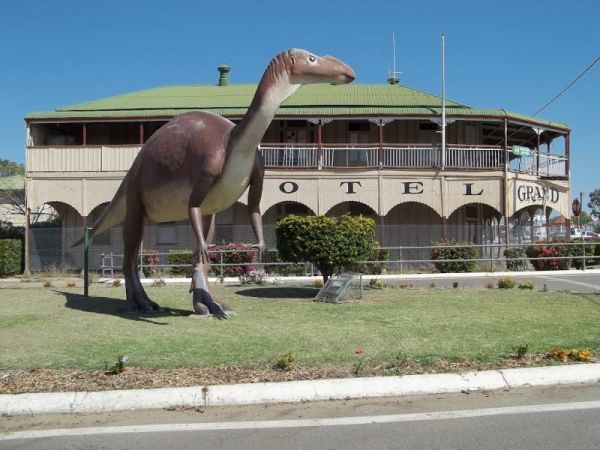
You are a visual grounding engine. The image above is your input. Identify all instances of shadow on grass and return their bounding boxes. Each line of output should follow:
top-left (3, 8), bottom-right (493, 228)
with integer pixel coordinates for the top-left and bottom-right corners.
top-left (55, 290), bottom-right (192, 325)
top-left (236, 286), bottom-right (320, 299)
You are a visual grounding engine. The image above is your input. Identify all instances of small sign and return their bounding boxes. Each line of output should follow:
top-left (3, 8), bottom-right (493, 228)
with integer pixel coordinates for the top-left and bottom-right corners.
top-left (572, 198), bottom-right (581, 217)
top-left (591, 212), bottom-right (600, 222)
top-left (512, 145), bottom-right (532, 157)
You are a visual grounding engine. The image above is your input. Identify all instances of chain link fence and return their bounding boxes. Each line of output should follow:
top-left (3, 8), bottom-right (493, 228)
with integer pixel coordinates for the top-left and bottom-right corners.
top-left (27, 222), bottom-right (588, 276)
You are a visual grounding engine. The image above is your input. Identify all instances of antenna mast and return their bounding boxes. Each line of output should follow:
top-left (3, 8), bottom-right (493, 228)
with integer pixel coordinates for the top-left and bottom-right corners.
top-left (388, 32), bottom-right (400, 85)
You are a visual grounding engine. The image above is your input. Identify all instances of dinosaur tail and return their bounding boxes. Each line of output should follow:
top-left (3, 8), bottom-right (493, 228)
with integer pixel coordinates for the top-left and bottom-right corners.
top-left (73, 174), bottom-right (128, 247)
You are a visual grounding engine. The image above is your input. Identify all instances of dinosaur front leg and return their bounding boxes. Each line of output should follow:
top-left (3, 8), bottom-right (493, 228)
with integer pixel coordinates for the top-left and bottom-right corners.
top-left (189, 207), bottom-right (227, 317)
top-left (248, 155), bottom-right (267, 262)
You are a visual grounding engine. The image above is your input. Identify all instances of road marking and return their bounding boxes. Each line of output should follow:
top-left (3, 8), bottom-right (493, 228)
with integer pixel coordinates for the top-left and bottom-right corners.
top-left (540, 276), bottom-right (599, 291)
top-left (2, 400), bottom-right (600, 441)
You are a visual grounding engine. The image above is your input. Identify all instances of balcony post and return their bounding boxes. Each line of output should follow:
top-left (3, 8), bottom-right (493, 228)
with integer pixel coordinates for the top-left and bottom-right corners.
top-left (535, 128), bottom-right (541, 176)
top-left (503, 118), bottom-right (510, 245)
top-left (317, 120), bottom-right (322, 170)
top-left (378, 121), bottom-right (384, 169)
top-left (82, 123), bottom-right (87, 146)
top-left (565, 131), bottom-right (570, 177)
top-left (139, 123), bottom-right (144, 145)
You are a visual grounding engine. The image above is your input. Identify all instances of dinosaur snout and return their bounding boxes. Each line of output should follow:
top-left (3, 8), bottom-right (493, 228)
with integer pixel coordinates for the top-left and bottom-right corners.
top-left (322, 55), bottom-right (356, 85)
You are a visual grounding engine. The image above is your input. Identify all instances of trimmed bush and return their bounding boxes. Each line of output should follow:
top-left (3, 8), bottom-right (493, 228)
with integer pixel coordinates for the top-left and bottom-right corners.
top-left (431, 239), bottom-right (478, 273)
top-left (276, 214), bottom-right (376, 283)
top-left (504, 246), bottom-right (530, 271)
top-left (526, 241), bottom-right (571, 270)
top-left (0, 239), bottom-right (21, 277)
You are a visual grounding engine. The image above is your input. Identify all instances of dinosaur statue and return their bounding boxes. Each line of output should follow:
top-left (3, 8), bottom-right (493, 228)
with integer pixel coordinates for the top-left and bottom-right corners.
top-left (86, 49), bottom-right (355, 316)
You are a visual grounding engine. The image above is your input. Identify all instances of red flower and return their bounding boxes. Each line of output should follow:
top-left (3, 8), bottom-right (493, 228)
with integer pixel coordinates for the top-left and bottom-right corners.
top-left (355, 348), bottom-right (364, 356)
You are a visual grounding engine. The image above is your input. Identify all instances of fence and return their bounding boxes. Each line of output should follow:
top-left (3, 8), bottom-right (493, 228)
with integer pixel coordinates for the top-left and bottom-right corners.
top-left (26, 223), bottom-right (590, 276)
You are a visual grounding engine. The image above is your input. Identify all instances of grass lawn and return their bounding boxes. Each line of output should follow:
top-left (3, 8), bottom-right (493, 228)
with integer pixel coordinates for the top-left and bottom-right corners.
top-left (0, 284), bottom-right (598, 374)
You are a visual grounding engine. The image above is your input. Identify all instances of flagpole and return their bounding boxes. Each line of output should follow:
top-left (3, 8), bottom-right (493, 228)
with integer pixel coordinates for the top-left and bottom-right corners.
top-left (441, 33), bottom-right (446, 169)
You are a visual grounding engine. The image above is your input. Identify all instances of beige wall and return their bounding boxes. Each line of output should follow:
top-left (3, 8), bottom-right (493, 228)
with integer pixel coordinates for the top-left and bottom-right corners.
top-left (27, 171), bottom-right (570, 223)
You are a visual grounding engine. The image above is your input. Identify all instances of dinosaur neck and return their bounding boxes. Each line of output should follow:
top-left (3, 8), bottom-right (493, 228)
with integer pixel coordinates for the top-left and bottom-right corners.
top-left (229, 53), bottom-right (299, 154)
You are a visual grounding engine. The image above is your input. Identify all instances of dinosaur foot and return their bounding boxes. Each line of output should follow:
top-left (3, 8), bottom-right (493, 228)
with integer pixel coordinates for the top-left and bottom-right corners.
top-left (192, 289), bottom-right (229, 319)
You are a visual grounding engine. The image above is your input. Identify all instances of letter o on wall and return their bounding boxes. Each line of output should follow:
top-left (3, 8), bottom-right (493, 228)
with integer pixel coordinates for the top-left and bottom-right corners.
top-left (279, 181), bottom-right (299, 194)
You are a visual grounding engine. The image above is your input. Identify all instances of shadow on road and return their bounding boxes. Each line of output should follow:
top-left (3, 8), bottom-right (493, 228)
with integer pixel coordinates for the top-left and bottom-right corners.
top-left (236, 286), bottom-right (319, 299)
top-left (55, 290), bottom-right (192, 324)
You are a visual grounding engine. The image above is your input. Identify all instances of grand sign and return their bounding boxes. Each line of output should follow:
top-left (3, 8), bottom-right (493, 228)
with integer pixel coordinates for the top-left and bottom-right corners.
top-left (516, 184), bottom-right (559, 203)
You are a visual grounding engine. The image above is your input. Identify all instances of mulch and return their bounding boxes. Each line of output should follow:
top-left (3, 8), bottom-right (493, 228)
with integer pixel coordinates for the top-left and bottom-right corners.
top-left (1, 354), bottom-right (580, 395)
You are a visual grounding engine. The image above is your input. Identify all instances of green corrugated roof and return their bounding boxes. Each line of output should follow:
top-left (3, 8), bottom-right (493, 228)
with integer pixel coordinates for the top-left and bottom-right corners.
top-left (0, 175), bottom-right (24, 191)
top-left (26, 83), bottom-right (569, 131)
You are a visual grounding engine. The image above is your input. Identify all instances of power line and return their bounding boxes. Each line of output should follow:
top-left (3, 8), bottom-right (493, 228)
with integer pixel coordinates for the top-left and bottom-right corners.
top-left (532, 55), bottom-right (600, 117)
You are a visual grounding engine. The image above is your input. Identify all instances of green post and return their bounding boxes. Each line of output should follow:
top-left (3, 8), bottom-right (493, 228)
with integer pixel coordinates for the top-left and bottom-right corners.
top-left (84, 227), bottom-right (89, 298)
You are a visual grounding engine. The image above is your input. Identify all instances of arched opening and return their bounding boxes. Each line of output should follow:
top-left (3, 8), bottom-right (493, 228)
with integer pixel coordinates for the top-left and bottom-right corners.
top-left (384, 202), bottom-right (443, 246)
top-left (262, 201), bottom-right (315, 246)
top-left (510, 205), bottom-right (556, 243)
top-left (262, 201), bottom-right (315, 225)
top-left (448, 203), bottom-right (502, 244)
top-left (29, 201), bottom-right (83, 272)
top-left (325, 201), bottom-right (377, 218)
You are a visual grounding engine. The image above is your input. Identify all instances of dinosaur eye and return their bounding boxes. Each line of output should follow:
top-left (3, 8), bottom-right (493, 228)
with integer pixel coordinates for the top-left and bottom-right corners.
top-left (308, 55), bottom-right (316, 63)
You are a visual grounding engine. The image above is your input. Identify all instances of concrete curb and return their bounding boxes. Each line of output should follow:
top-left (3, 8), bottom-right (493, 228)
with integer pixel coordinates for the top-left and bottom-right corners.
top-left (1, 364), bottom-right (598, 416)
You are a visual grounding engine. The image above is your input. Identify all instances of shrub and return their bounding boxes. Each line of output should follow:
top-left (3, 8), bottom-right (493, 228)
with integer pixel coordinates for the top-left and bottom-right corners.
top-left (348, 245), bottom-right (389, 275)
top-left (518, 280), bottom-right (534, 290)
top-left (168, 251), bottom-right (193, 277)
top-left (431, 239), bottom-right (478, 273)
top-left (275, 352), bottom-right (296, 371)
top-left (266, 250), bottom-right (306, 276)
top-left (276, 214), bottom-right (376, 283)
top-left (239, 269), bottom-right (266, 285)
top-left (526, 241), bottom-right (571, 270)
top-left (497, 276), bottom-right (516, 289)
top-left (169, 244), bottom-right (256, 278)
top-left (504, 246), bottom-right (530, 271)
top-left (0, 239), bottom-right (21, 277)
top-left (570, 239), bottom-right (598, 269)
top-left (142, 250), bottom-right (160, 278)
top-left (209, 243), bottom-right (256, 277)
top-left (368, 278), bottom-right (386, 289)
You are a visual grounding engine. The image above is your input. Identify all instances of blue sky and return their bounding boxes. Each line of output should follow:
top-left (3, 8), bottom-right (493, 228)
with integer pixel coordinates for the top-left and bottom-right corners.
top-left (1, 0), bottom-right (599, 205)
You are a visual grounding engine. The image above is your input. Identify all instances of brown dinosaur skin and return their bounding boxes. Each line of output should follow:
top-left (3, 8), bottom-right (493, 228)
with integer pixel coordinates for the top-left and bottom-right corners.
top-left (87, 49), bottom-right (355, 315)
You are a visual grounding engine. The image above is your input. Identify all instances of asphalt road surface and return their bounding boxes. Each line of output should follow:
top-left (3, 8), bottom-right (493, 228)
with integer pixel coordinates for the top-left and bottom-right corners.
top-left (2, 384), bottom-right (599, 449)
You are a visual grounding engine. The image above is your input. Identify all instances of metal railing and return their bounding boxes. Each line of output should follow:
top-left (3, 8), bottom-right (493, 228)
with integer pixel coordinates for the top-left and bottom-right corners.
top-left (97, 241), bottom-right (596, 278)
top-left (27, 143), bottom-right (567, 176)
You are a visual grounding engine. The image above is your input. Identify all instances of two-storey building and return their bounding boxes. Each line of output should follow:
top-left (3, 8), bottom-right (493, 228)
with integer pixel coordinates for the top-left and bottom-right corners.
top-left (25, 66), bottom-right (571, 269)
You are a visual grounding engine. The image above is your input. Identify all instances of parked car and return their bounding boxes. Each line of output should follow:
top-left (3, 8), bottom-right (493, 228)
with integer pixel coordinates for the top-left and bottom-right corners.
top-left (570, 228), bottom-right (582, 239)
top-left (582, 230), bottom-right (599, 239)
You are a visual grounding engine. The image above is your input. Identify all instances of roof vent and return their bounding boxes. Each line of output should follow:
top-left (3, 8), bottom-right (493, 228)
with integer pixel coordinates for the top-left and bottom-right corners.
top-left (217, 63), bottom-right (230, 86)
top-left (387, 74), bottom-right (400, 85)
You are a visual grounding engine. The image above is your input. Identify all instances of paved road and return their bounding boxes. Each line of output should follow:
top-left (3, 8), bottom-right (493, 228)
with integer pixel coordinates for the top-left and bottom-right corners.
top-left (393, 270), bottom-right (600, 293)
top-left (2, 384), bottom-right (599, 449)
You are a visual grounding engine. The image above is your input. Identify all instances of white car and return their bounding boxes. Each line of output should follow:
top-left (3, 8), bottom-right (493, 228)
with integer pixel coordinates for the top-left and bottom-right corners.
top-left (570, 228), bottom-right (582, 239)
top-left (582, 230), bottom-right (599, 239)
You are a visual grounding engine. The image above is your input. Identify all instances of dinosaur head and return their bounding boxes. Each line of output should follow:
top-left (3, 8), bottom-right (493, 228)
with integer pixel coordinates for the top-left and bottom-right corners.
top-left (286, 49), bottom-right (355, 85)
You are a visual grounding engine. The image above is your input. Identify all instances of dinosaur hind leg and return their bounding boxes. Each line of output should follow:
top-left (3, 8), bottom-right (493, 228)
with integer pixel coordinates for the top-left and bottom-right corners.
top-left (122, 203), bottom-right (159, 313)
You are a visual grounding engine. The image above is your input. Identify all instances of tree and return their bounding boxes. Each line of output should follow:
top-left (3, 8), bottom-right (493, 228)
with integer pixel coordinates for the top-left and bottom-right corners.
top-left (588, 188), bottom-right (600, 216)
top-left (0, 159), bottom-right (24, 176)
top-left (276, 214), bottom-right (377, 283)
